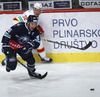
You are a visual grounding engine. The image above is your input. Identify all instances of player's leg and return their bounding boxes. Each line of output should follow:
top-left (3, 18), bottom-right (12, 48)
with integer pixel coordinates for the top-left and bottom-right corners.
top-left (6, 55), bottom-right (17, 72)
top-left (2, 48), bottom-right (17, 72)
top-left (17, 48), bottom-right (36, 77)
top-left (1, 56), bottom-right (7, 66)
top-left (37, 40), bottom-right (53, 63)
top-left (25, 55), bottom-right (36, 77)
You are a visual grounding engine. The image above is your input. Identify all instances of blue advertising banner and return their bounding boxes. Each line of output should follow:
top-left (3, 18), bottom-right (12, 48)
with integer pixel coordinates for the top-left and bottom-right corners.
top-left (54, 1), bottom-right (71, 9)
top-left (0, 2), bottom-right (22, 11)
top-left (3, 3), bottom-right (21, 10)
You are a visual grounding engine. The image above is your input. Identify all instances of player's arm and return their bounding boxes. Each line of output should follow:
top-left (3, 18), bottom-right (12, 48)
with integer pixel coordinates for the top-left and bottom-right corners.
top-left (26, 29), bottom-right (41, 50)
top-left (1, 27), bottom-right (14, 45)
top-left (1, 27), bottom-right (15, 55)
top-left (37, 25), bottom-right (44, 35)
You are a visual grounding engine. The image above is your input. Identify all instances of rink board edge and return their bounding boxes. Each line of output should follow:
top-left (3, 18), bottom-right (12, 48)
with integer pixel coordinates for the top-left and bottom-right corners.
top-left (0, 52), bottom-right (100, 63)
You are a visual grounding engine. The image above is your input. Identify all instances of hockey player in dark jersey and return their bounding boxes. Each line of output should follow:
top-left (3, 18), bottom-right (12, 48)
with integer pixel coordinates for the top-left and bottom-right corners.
top-left (1, 15), bottom-right (41, 77)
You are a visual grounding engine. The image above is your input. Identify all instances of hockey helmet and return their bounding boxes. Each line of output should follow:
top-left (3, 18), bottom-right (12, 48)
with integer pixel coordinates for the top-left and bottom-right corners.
top-left (34, 2), bottom-right (42, 10)
top-left (27, 15), bottom-right (38, 23)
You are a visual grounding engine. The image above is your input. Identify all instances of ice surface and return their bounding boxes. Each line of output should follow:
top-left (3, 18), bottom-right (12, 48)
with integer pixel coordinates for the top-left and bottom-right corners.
top-left (0, 62), bottom-right (100, 97)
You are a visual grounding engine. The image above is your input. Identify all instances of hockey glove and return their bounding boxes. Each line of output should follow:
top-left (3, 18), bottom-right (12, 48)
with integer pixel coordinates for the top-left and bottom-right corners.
top-left (2, 44), bottom-right (12, 56)
top-left (31, 40), bottom-right (40, 49)
top-left (23, 40), bottom-right (40, 51)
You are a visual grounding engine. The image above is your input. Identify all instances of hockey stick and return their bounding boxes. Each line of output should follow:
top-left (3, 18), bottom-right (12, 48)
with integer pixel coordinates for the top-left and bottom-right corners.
top-left (41, 38), bottom-right (92, 50)
top-left (17, 59), bottom-right (47, 79)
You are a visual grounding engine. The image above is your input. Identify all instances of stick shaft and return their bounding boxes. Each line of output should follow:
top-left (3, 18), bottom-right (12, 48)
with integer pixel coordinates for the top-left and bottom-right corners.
top-left (41, 38), bottom-right (92, 50)
top-left (17, 59), bottom-right (28, 70)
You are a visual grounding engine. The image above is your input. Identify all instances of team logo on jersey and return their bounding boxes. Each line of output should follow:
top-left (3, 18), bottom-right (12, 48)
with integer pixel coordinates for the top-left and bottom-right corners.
top-left (18, 36), bottom-right (30, 45)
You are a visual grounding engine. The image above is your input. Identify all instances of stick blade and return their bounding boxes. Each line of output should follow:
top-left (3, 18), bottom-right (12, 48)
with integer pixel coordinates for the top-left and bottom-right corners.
top-left (31, 72), bottom-right (48, 79)
top-left (81, 41), bottom-right (92, 50)
top-left (39, 72), bottom-right (48, 79)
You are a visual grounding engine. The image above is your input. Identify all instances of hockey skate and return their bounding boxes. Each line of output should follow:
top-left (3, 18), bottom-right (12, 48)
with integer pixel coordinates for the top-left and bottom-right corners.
top-left (38, 54), bottom-right (53, 63)
top-left (27, 64), bottom-right (36, 77)
top-left (28, 68), bottom-right (36, 77)
top-left (6, 67), bottom-right (10, 72)
top-left (1, 59), bottom-right (6, 66)
top-left (28, 70), bottom-right (47, 79)
top-left (28, 69), bottom-right (41, 78)
top-left (2, 59), bottom-right (11, 72)
top-left (27, 67), bottom-right (47, 79)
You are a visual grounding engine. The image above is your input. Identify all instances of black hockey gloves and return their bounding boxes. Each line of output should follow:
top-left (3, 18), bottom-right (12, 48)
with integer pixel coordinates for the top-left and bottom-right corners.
top-left (26, 40), bottom-right (40, 49)
top-left (22, 39), bottom-right (40, 53)
top-left (2, 44), bottom-right (12, 56)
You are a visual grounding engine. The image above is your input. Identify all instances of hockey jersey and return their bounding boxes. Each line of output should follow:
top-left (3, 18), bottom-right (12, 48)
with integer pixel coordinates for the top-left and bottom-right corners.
top-left (1, 22), bottom-right (40, 50)
top-left (13, 10), bottom-right (38, 23)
